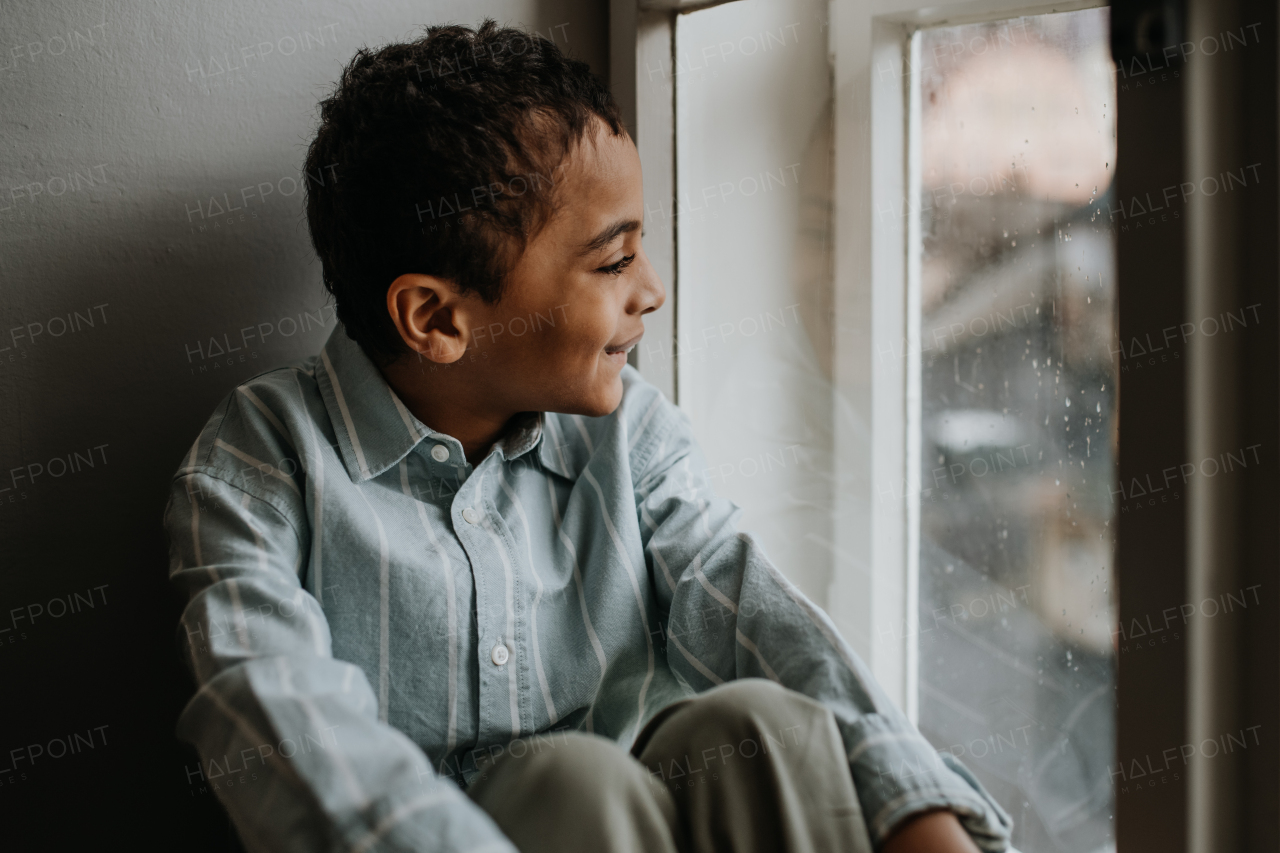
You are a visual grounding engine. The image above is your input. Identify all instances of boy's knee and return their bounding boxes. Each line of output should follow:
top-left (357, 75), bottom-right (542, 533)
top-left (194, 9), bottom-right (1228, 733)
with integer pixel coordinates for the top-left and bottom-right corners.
top-left (704, 678), bottom-right (811, 718)
top-left (474, 732), bottom-right (679, 849)
top-left (707, 676), bottom-right (791, 706)
top-left (673, 678), bottom-right (828, 741)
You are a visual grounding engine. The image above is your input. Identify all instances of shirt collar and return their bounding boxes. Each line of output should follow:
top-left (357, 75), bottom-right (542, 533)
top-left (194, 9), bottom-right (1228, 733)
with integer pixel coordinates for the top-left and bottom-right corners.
top-left (315, 326), bottom-right (575, 482)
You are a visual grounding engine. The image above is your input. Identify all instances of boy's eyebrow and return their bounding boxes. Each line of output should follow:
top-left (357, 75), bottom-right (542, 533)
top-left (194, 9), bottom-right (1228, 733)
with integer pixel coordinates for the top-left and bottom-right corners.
top-left (578, 219), bottom-right (641, 256)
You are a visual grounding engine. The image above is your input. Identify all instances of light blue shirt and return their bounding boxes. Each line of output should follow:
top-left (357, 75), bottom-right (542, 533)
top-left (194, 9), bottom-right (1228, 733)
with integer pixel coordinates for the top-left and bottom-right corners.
top-left (165, 325), bottom-right (1012, 852)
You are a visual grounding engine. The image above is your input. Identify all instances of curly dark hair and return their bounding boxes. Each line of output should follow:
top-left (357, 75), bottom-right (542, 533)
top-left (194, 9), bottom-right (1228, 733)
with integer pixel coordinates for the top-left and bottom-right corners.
top-left (303, 20), bottom-right (625, 361)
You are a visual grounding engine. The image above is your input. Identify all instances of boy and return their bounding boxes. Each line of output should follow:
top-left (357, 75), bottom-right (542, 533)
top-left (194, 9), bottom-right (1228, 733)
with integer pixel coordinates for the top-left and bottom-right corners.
top-left (166, 21), bottom-right (1012, 853)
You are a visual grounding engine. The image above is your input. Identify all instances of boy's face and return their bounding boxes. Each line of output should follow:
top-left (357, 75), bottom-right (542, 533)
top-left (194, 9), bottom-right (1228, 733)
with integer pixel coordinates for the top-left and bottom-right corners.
top-left (468, 122), bottom-right (664, 417)
top-left (391, 119), bottom-right (666, 421)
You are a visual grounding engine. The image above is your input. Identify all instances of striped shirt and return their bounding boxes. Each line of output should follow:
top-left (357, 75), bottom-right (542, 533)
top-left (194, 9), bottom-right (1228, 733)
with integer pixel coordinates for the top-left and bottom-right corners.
top-left (165, 325), bottom-right (1012, 853)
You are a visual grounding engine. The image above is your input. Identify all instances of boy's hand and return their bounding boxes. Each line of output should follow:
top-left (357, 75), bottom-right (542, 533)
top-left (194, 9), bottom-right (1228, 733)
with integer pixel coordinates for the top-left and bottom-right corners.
top-left (881, 809), bottom-right (982, 853)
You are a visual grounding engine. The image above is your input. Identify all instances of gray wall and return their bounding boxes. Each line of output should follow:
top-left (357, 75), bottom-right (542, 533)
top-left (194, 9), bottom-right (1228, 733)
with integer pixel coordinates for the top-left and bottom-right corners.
top-left (0, 0), bottom-right (605, 844)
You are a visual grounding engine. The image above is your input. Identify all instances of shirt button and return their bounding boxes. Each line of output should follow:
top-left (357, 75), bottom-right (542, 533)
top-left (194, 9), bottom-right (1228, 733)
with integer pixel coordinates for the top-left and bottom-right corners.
top-left (462, 507), bottom-right (479, 524)
top-left (491, 643), bottom-right (509, 666)
top-left (430, 444), bottom-right (450, 462)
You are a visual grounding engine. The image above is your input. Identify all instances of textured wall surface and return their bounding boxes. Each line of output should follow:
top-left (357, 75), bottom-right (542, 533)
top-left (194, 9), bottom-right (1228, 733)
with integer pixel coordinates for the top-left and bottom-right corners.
top-left (0, 1), bottom-right (604, 845)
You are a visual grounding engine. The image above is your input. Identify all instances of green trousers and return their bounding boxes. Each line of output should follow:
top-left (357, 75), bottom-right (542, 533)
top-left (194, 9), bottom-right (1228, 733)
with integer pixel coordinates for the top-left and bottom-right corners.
top-left (466, 678), bottom-right (874, 853)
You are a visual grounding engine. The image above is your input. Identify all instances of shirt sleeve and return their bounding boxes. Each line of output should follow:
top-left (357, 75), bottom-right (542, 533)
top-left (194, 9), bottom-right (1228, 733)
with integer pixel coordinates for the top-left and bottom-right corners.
top-left (165, 467), bottom-right (516, 853)
top-left (633, 397), bottom-right (1014, 852)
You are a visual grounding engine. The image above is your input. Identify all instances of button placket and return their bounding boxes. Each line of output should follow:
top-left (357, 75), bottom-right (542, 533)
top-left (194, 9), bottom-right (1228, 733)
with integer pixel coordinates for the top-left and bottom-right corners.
top-left (454, 473), bottom-right (512, 742)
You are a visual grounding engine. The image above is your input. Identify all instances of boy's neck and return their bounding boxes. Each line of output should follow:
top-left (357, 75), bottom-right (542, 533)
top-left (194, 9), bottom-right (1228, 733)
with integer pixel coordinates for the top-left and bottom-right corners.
top-left (380, 357), bottom-right (517, 467)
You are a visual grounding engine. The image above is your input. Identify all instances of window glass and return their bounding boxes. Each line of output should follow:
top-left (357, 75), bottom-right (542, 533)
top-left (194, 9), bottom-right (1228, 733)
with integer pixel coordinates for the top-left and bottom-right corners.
top-left (913, 10), bottom-right (1118, 852)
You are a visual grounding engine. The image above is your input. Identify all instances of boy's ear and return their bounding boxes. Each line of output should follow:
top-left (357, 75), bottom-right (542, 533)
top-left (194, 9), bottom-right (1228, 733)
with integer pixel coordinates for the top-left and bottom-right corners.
top-left (386, 273), bottom-right (473, 363)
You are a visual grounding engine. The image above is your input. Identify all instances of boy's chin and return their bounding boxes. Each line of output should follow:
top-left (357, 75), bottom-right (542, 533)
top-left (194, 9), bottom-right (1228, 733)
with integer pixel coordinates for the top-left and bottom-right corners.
top-left (557, 377), bottom-right (624, 418)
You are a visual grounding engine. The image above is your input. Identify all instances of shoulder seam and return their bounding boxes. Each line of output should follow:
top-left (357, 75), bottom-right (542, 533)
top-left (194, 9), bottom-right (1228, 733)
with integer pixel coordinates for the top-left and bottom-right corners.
top-left (201, 394), bottom-right (236, 468)
top-left (175, 467), bottom-right (307, 549)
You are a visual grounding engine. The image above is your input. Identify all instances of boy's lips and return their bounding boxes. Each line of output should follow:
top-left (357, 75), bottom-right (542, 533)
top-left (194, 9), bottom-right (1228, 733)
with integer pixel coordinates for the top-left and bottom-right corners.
top-left (599, 326), bottom-right (640, 350)
top-left (604, 331), bottom-right (643, 355)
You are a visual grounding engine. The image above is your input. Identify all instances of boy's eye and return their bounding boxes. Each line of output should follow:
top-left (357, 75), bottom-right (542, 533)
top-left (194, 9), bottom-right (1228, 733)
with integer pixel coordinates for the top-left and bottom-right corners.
top-left (597, 254), bottom-right (636, 276)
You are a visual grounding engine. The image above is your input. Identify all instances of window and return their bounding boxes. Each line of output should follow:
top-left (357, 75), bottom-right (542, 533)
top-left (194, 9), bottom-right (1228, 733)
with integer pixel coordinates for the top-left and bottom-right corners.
top-left (655, 1), bottom-right (1118, 850)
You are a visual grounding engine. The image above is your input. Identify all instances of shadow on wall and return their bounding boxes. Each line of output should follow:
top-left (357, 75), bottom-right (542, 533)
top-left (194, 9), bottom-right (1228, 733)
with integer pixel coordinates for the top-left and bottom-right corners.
top-left (0, 0), bottom-right (604, 847)
top-left (1, 162), bottom-right (334, 851)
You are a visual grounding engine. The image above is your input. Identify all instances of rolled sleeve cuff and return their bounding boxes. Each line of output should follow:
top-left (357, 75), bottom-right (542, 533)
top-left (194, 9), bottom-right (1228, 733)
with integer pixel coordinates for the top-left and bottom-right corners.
top-left (844, 714), bottom-right (1013, 851)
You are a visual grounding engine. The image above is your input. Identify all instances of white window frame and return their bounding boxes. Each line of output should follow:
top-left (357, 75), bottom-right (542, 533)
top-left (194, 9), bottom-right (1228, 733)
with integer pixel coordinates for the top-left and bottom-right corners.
top-left (611, 0), bottom-right (680, 402)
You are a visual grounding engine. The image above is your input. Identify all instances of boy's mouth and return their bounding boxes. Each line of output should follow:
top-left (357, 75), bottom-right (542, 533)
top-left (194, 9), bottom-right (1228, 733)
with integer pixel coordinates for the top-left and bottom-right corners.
top-left (603, 331), bottom-right (643, 365)
top-left (604, 332), bottom-right (643, 355)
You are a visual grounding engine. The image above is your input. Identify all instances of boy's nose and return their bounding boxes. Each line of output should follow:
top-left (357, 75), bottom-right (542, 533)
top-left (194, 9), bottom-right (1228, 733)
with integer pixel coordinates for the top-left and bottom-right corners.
top-left (633, 251), bottom-right (666, 316)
